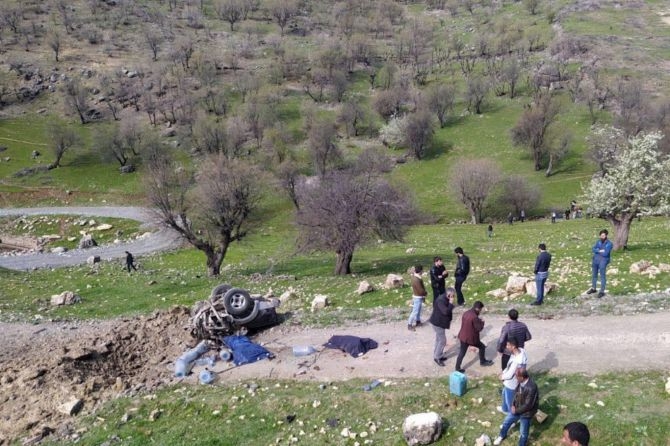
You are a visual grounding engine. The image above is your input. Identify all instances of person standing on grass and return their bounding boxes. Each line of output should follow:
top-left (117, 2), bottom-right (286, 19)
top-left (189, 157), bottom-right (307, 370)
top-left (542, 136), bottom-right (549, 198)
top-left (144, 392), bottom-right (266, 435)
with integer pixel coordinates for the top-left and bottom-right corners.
top-left (454, 300), bottom-right (494, 373)
top-left (496, 309), bottom-right (532, 370)
top-left (407, 264), bottom-right (427, 331)
top-left (429, 256), bottom-right (448, 303)
top-left (531, 243), bottom-right (551, 306)
top-left (497, 337), bottom-right (527, 415)
top-left (487, 224), bottom-right (494, 238)
top-left (125, 251), bottom-right (137, 272)
top-left (429, 287), bottom-right (455, 367)
top-left (453, 247), bottom-right (470, 306)
top-left (492, 368), bottom-right (539, 446)
top-left (587, 229), bottom-right (613, 298)
top-left (561, 422), bottom-right (590, 446)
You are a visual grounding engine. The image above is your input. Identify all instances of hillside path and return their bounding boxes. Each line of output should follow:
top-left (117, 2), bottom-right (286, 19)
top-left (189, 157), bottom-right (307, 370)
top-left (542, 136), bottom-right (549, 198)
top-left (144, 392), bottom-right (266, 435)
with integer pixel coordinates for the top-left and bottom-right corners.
top-left (0, 206), bottom-right (182, 270)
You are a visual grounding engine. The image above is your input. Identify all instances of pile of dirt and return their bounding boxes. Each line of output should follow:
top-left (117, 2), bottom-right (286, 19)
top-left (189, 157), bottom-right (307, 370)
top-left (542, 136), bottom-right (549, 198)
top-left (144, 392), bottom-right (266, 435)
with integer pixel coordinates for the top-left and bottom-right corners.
top-left (0, 306), bottom-right (195, 445)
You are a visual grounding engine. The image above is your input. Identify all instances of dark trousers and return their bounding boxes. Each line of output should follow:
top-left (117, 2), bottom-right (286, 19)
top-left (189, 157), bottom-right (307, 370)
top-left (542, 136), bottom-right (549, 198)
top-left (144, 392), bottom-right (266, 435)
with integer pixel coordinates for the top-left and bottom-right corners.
top-left (431, 286), bottom-right (444, 303)
top-left (454, 275), bottom-right (467, 305)
top-left (126, 261), bottom-right (137, 272)
top-left (501, 353), bottom-right (510, 371)
top-left (455, 340), bottom-right (487, 370)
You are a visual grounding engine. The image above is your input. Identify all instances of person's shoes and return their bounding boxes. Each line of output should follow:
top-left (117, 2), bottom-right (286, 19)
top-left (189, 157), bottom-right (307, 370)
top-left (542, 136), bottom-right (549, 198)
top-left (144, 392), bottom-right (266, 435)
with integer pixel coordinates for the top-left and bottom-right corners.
top-left (480, 360), bottom-right (494, 366)
top-left (415, 321), bottom-right (422, 327)
top-left (439, 355), bottom-right (449, 361)
top-left (407, 324), bottom-right (415, 331)
top-left (530, 301), bottom-right (541, 306)
top-left (493, 436), bottom-right (504, 445)
top-left (456, 368), bottom-right (465, 373)
top-left (586, 288), bottom-right (597, 294)
top-left (597, 291), bottom-right (605, 298)
top-left (496, 405), bottom-right (507, 414)
top-left (434, 358), bottom-right (445, 367)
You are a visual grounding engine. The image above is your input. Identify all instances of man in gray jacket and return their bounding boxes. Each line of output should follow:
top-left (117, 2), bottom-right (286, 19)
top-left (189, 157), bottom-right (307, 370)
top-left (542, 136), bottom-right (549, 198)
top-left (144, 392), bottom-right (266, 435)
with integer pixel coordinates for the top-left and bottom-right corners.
top-left (496, 309), bottom-right (532, 370)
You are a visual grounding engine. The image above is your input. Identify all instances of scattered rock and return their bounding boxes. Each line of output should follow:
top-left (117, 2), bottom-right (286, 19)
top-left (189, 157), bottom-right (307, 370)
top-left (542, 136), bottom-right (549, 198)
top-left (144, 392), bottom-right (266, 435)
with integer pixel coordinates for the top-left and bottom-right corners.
top-left (95, 223), bottom-right (113, 231)
top-left (630, 260), bottom-right (652, 274)
top-left (119, 165), bottom-right (135, 174)
top-left (486, 288), bottom-right (508, 299)
top-left (505, 275), bottom-right (529, 293)
top-left (50, 291), bottom-right (81, 306)
top-left (384, 274), bottom-right (404, 289)
top-left (57, 398), bottom-right (83, 416)
top-left (78, 234), bottom-right (98, 249)
top-left (280, 288), bottom-right (297, 302)
top-left (475, 434), bottom-right (492, 446)
top-left (402, 411), bottom-right (443, 446)
top-left (658, 263), bottom-right (670, 273)
top-left (406, 247), bottom-right (416, 254)
top-left (50, 246), bottom-right (67, 254)
top-left (356, 281), bottom-right (374, 295)
top-left (87, 255), bottom-right (101, 265)
top-left (311, 295), bottom-right (329, 312)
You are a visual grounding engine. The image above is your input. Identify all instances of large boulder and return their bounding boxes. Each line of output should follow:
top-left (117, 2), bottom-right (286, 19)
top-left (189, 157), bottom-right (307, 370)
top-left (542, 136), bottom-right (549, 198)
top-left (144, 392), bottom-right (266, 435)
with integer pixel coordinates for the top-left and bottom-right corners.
top-left (630, 260), bottom-right (652, 274)
top-left (356, 280), bottom-right (374, 295)
top-left (50, 291), bottom-right (81, 306)
top-left (78, 234), bottom-right (98, 249)
top-left (402, 412), bottom-right (443, 445)
top-left (525, 281), bottom-right (558, 297)
top-left (658, 263), bottom-right (670, 273)
top-left (486, 288), bottom-right (508, 299)
top-left (384, 274), bottom-right (404, 289)
top-left (505, 275), bottom-right (529, 294)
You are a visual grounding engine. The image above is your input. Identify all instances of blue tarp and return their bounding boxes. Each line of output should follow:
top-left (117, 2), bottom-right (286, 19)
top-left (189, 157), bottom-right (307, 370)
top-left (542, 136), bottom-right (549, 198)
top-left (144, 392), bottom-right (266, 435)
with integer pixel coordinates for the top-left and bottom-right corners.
top-left (222, 335), bottom-right (273, 366)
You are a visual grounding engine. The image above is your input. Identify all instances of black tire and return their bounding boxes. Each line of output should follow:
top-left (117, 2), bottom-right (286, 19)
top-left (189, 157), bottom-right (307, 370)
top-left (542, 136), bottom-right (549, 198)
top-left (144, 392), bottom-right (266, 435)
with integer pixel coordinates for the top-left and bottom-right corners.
top-left (223, 288), bottom-right (254, 317)
top-left (210, 283), bottom-right (232, 299)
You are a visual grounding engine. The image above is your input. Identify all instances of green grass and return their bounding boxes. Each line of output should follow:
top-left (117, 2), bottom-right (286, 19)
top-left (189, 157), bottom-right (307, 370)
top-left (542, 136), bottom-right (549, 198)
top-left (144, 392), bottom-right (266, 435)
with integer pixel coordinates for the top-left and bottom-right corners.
top-left (41, 371), bottom-right (670, 446)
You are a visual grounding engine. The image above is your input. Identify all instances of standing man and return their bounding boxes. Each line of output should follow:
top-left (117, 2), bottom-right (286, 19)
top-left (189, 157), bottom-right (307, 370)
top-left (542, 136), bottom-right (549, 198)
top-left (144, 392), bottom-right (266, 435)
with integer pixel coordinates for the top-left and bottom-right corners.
top-left (429, 256), bottom-right (448, 303)
top-left (454, 247), bottom-right (470, 306)
top-left (561, 422), bottom-right (590, 446)
top-left (497, 337), bottom-right (528, 415)
top-left (587, 229), bottom-right (613, 298)
top-left (125, 251), bottom-right (137, 272)
top-left (407, 264), bottom-right (427, 331)
top-left (454, 301), bottom-right (494, 373)
top-left (520, 209), bottom-right (525, 223)
top-left (531, 243), bottom-right (551, 306)
top-left (496, 309), bottom-right (532, 370)
top-left (429, 287), bottom-right (455, 367)
top-left (492, 368), bottom-right (539, 446)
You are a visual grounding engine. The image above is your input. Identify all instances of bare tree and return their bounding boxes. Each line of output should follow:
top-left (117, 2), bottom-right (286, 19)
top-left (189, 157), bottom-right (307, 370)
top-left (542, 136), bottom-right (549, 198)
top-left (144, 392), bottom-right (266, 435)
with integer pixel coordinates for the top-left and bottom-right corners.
top-left (46, 29), bottom-right (62, 63)
top-left (56, 0), bottom-right (75, 34)
top-left (403, 110), bottom-right (435, 160)
top-left (46, 121), bottom-right (78, 169)
top-left (144, 152), bottom-right (262, 276)
top-left (466, 74), bottom-right (489, 114)
top-left (192, 115), bottom-right (227, 154)
top-left (499, 175), bottom-right (541, 216)
top-left (614, 78), bottom-right (650, 137)
top-left (586, 124), bottom-right (627, 175)
top-left (296, 151), bottom-right (417, 275)
top-left (62, 78), bottom-right (89, 124)
top-left (338, 99), bottom-right (372, 137)
top-left (427, 82), bottom-right (456, 127)
top-left (93, 123), bottom-right (130, 167)
top-left (373, 86), bottom-right (406, 121)
top-left (307, 117), bottom-right (341, 176)
top-left (510, 90), bottom-right (561, 171)
top-left (215, 0), bottom-right (245, 31)
top-left (1, 6), bottom-right (22, 34)
top-left (275, 160), bottom-right (302, 210)
top-left (269, 0), bottom-right (298, 36)
top-left (145, 28), bottom-right (163, 61)
top-left (451, 158), bottom-right (501, 224)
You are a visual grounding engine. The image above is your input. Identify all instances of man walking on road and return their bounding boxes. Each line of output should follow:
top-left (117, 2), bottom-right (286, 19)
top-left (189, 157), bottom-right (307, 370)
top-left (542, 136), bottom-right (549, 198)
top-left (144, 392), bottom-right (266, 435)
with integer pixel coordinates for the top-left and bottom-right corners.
top-left (493, 368), bottom-right (539, 446)
top-left (125, 251), bottom-right (137, 272)
top-left (455, 301), bottom-right (494, 373)
top-left (531, 243), bottom-right (551, 305)
top-left (587, 229), bottom-right (613, 298)
top-left (454, 247), bottom-right (470, 306)
top-left (496, 309), bottom-right (532, 370)
top-left (429, 287), bottom-right (455, 366)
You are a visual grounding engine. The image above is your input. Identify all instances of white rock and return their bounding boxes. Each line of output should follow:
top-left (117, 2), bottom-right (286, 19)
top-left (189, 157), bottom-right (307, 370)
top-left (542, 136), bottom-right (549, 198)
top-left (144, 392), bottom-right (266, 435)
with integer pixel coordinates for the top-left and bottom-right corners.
top-left (51, 246), bottom-right (68, 254)
top-left (665, 377), bottom-right (670, 394)
top-left (356, 280), bottom-right (374, 295)
top-left (384, 274), bottom-right (404, 289)
top-left (402, 412), bottom-right (442, 446)
top-left (311, 295), bottom-right (329, 312)
top-left (406, 247), bottom-right (416, 254)
top-left (95, 223), bottom-right (113, 231)
top-left (658, 263), bottom-right (670, 273)
top-left (486, 288), bottom-right (508, 299)
top-left (629, 260), bottom-right (652, 274)
top-left (505, 275), bottom-right (529, 293)
top-left (475, 434), bottom-right (491, 446)
top-left (58, 398), bottom-right (83, 416)
top-left (50, 291), bottom-right (81, 306)
top-left (279, 288), bottom-right (297, 302)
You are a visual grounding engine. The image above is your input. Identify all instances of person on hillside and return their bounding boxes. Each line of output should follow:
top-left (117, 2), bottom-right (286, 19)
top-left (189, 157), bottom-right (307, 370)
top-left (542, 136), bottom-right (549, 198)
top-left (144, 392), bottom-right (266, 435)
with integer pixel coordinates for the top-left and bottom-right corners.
top-left (454, 247), bottom-right (470, 306)
top-left (407, 264), bottom-right (428, 331)
top-left (496, 309), bottom-right (532, 370)
top-left (429, 287), bottom-right (455, 367)
top-left (497, 337), bottom-right (528, 415)
top-left (531, 243), bottom-right (551, 306)
top-left (487, 224), bottom-right (494, 238)
top-left (125, 251), bottom-right (137, 272)
top-left (454, 300), bottom-right (494, 373)
top-left (507, 212), bottom-right (514, 225)
top-left (493, 368), bottom-right (539, 446)
top-left (429, 256), bottom-right (448, 303)
top-left (561, 422), bottom-right (590, 446)
top-left (520, 209), bottom-right (525, 223)
top-left (587, 229), bottom-right (613, 298)
top-left (551, 211), bottom-right (557, 224)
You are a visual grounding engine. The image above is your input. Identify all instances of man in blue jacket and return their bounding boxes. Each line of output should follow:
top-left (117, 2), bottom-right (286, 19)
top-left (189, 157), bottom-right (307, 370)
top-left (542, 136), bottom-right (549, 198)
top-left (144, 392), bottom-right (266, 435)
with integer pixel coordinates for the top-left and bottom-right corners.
top-left (587, 229), bottom-right (613, 298)
top-left (531, 243), bottom-right (551, 305)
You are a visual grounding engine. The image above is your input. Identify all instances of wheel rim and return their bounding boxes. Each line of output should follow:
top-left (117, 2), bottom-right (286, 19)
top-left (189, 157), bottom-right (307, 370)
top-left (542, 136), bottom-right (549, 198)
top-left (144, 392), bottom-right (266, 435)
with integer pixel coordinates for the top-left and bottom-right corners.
top-left (228, 292), bottom-right (248, 310)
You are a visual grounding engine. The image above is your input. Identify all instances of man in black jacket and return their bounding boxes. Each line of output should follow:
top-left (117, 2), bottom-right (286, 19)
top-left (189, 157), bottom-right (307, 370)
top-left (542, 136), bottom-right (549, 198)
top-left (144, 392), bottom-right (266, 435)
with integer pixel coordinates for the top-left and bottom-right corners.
top-left (531, 243), bottom-right (551, 305)
top-left (428, 287), bottom-right (455, 366)
top-left (493, 368), bottom-right (539, 446)
top-left (429, 256), bottom-right (448, 302)
top-left (496, 309), bottom-right (532, 370)
top-left (454, 247), bottom-right (470, 306)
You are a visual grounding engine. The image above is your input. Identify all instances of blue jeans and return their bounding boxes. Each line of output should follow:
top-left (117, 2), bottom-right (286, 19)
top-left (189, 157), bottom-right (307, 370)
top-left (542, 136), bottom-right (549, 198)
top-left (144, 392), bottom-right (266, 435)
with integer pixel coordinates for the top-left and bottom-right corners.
top-left (498, 413), bottom-right (531, 446)
top-left (501, 386), bottom-right (515, 413)
top-left (408, 297), bottom-right (423, 326)
top-left (591, 260), bottom-right (607, 292)
top-left (535, 272), bottom-right (548, 304)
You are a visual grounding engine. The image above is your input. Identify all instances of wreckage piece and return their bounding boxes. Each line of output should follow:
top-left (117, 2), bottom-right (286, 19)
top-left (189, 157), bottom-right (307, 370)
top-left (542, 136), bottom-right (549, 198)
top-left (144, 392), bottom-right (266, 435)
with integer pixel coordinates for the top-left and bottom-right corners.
top-left (190, 284), bottom-right (280, 342)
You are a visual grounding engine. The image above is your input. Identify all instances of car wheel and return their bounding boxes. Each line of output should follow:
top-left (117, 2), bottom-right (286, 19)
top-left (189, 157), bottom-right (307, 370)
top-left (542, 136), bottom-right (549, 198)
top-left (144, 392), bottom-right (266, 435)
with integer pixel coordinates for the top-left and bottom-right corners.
top-left (210, 283), bottom-right (232, 299)
top-left (223, 288), bottom-right (254, 317)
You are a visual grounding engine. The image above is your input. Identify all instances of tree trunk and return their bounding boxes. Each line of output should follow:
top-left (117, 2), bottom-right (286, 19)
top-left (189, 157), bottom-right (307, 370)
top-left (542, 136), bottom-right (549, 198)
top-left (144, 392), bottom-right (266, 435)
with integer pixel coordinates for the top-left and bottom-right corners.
top-left (545, 154), bottom-right (554, 177)
top-left (204, 246), bottom-right (226, 276)
top-left (334, 249), bottom-right (353, 275)
top-left (608, 213), bottom-right (634, 250)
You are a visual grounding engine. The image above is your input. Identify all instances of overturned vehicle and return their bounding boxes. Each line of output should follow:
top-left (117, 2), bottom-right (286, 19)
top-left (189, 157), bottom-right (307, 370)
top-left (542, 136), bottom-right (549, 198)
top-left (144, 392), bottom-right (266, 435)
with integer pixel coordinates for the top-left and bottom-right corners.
top-left (190, 284), bottom-right (280, 341)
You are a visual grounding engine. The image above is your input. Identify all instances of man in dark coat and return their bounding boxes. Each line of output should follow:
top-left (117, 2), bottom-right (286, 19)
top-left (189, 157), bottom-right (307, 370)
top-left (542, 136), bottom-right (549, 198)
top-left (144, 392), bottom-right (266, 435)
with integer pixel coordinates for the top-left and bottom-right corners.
top-left (125, 251), bottom-right (137, 272)
top-left (496, 309), bottom-right (532, 370)
top-left (429, 256), bottom-right (448, 302)
top-left (493, 368), bottom-right (539, 446)
top-left (454, 247), bottom-right (470, 306)
top-left (429, 287), bottom-right (455, 366)
top-left (455, 300), bottom-right (494, 372)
